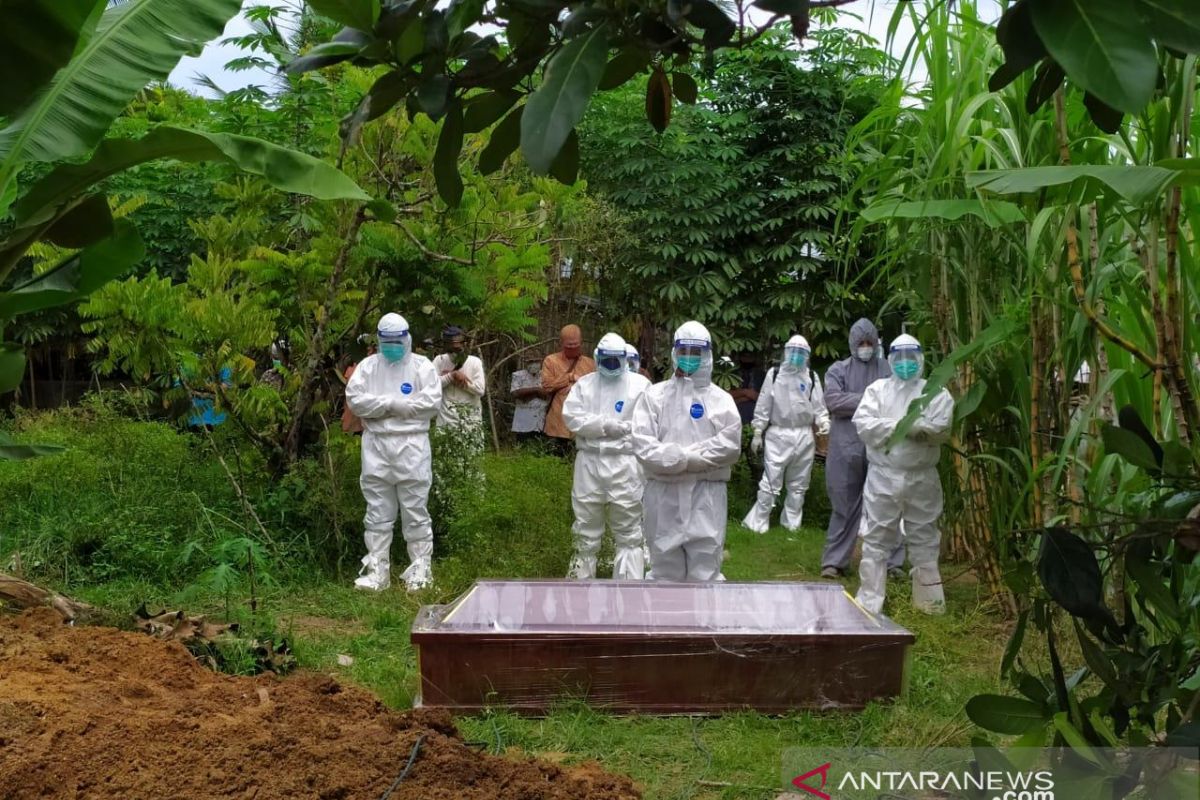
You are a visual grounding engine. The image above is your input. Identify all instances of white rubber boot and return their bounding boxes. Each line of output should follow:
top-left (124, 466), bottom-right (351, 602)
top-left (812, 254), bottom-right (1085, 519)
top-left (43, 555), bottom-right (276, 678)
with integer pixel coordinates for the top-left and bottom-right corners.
top-left (855, 558), bottom-right (886, 615)
top-left (911, 563), bottom-right (946, 615)
top-left (741, 491), bottom-right (775, 534)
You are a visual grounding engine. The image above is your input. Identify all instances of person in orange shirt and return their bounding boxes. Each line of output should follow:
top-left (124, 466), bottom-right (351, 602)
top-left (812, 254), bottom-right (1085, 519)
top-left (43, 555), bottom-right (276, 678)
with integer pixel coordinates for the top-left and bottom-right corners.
top-left (341, 339), bottom-right (375, 435)
top-left (541, 324), bottom-right (595, 457)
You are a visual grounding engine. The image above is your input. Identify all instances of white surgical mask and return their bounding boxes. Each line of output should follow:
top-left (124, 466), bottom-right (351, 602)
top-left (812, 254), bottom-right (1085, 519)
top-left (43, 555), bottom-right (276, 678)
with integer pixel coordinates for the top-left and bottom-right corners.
top-left (856, 346), bottom-right (875, 362)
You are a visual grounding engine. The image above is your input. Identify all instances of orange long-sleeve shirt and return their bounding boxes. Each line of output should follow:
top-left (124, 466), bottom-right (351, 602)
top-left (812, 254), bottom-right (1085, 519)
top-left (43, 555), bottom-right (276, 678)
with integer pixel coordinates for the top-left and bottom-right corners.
top-left (541, 352), bottom-right (595, 439)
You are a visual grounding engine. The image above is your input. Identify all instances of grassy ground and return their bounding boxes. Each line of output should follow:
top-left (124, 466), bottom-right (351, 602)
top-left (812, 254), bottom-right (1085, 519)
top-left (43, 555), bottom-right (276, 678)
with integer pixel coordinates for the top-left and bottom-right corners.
top-left (4, 408), bottom-right (1012, 799)
top-left (241, 528), bottom-right (1009, 799)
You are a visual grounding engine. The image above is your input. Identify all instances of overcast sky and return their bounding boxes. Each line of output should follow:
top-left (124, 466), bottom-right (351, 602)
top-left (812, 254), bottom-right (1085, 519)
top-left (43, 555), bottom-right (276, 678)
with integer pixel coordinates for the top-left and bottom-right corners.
top-left (168, 0), bottom-right (1005, 97)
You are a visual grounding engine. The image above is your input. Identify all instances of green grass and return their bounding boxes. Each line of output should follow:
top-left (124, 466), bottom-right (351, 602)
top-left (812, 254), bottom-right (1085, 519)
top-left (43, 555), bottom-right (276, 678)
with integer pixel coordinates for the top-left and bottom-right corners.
top-left (117, 522), bottom-right (1004, 800)
top-left (3, 407), bottom-right (1010, 799)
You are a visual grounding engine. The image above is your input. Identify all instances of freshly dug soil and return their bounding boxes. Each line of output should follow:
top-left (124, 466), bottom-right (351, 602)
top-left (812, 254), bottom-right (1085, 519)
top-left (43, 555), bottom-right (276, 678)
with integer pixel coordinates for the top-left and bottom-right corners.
top-left (0, 608), bottom-right (640, 799)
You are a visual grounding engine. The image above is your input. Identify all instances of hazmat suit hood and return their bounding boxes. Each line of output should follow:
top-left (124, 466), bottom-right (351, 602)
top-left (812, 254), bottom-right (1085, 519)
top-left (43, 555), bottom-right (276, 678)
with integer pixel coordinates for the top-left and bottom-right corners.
top-left (377, 313), bottom-right (411, 363)
top-left (848, 318), bottom-right (880, 355)
top-left (595, 332), bottom-right (628, 379)
top-left (671, 320), bottom-right (714, 389)
top-left (888, 333), bottom-right (924, 381)
top-left (780, 334), bottom-right (811, 375)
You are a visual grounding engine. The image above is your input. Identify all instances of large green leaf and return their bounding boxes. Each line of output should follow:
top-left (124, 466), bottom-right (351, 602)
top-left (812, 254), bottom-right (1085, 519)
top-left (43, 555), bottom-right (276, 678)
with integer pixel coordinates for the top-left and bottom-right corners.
top-left (433, 104), bottom-right (464, 206)
top-left (42, 193), bottom-right (113, 249)
top-left (965, 694), bottom-right (1047, 735)
top-left (1137, 0), bottom-right (1200, 54)
top-left (1037, 527), bottom-right (1108, 621)
top-left (479, 105), bottom-right (523, 175)
top-left (1100, 423), bottom-right (1161, 472)
top-left (14, 126), bottom-right (369, 227)
top-left (0, 344), bottom-right (25, 394)
top-left (967, 165), bottom-right (1177, 205)
top-left (0, 219), bottom-right (144, 319)
top-left (520, 24), bottom-right (609, 174)
top-left (0, 0), bottom-right (104, 117)
top-left (0, 0), bottom-right (242, 168)
top-left (1030, 0), bottom-right (1157, 114)
top-left (861, 199), bottom-right (1025, 227)
top-left (0, 431), bottom-right (66, 460)
top-left (307, 0), bottom-right (380, 31)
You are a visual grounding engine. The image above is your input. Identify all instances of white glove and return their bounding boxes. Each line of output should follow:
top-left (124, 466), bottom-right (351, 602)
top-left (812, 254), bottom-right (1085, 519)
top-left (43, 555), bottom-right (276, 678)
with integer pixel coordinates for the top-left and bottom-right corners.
top-left (390, 397), bottom-right (411, 417)
top-left (603, 419), bottom-right (631, 437)
top-left (750, 431), bottom-right (764, 455)
top-left (687, 449), bottom-right (710, 471)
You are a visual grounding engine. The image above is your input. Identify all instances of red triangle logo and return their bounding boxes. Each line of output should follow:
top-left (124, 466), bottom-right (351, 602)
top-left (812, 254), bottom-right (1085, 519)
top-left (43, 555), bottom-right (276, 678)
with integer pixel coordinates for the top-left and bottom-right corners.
top-left (791, 762), bottom-right (832, 800)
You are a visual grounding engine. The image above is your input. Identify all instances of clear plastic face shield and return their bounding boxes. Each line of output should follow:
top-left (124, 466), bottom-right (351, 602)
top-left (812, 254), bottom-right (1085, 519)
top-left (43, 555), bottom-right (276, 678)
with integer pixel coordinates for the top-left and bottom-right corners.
top-left (784, 344), bottom-right (810, 370)
top-left (673, 338), bottom-right (709, 376)
top-left (378, 328), bottom-right (411, 363)
top-left (626, 351), bottom-right (640, 373)
top-left (889, 343), bottom-right (923, 381)
top-left (596, 346), bottom-right (627, 379)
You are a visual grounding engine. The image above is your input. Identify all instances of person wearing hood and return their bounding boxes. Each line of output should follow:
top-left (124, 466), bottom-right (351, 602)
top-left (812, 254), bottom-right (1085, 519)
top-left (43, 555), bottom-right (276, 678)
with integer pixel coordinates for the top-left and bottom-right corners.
top-left (821, 319), bottom-right (906, 579)
top-left (563, 333), bottom-right (653, 579)
top-left (345, 313), bottom-right (442, 591)
top-left (742, 335), bottom-right (831, 533)
top-left (625, 344), bottom-right (652, 380)
top-left (632, 321), bottom-right (742, 581)
top-left (853, 333), bottom-right (954, 615)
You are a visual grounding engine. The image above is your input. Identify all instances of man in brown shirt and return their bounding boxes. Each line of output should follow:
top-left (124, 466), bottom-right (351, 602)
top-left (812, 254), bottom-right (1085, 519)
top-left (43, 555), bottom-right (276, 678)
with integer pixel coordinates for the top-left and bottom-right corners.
top-left (541, 324), bottom-right (595, 456)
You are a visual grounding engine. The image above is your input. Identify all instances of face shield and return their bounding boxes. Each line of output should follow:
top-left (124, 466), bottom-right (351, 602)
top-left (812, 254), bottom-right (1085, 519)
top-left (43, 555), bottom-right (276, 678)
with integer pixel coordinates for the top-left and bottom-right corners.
top-left (672, 337), bottom-right (710, 376)
top-left (889, 341), bottom-right (923, 381)
top-left (596, 345), bottom-right (627, 378)
top-left (783, 344), bottom-right (810, 370)
top-left (378, 328), bottom-right (411, 363)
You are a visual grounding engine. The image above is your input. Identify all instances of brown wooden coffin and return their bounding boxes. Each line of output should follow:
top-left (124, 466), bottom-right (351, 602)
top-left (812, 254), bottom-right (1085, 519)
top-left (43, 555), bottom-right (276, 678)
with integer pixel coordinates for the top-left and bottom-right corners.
top-left (412, 580), bottom-right (915, 715)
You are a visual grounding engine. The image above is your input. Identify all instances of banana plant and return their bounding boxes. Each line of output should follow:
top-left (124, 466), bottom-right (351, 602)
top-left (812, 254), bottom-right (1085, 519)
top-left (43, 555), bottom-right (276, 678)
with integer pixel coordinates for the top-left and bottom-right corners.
top-left (0, 0), bottom-right (371, 448)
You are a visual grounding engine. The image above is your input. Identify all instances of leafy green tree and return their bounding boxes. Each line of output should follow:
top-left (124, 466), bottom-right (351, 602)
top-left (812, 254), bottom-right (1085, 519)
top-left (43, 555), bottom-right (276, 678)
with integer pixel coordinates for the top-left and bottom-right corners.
top-left (578, 28), bottom-right (885, 363)
top-left (0, 0), bottom-right (369, 433)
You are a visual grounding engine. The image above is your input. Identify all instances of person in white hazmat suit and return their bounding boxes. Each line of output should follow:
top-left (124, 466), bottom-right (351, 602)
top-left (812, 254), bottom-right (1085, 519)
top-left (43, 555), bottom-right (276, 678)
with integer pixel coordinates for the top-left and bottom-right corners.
top-left (346, 313), bottom-right (442, 591)
top-left (562, 333), bottom-right (653, 580)
top-left (852, 333), bottom-right (954, 615)
top-left (742, 335), bottom-right (831, 533)
top-left (632, 321), bottom-right (742, 581)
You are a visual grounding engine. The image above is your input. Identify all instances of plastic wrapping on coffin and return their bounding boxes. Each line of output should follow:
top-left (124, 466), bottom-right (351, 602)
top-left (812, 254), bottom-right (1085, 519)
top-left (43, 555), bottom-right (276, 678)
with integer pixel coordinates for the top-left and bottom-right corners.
top-left (412, 581), bottom-right (915, 715)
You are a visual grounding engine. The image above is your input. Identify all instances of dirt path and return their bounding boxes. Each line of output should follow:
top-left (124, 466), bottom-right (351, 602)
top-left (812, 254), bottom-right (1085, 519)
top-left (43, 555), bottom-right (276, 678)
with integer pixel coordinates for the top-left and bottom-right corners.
top-left (0, 608), bottom-right (639, 799)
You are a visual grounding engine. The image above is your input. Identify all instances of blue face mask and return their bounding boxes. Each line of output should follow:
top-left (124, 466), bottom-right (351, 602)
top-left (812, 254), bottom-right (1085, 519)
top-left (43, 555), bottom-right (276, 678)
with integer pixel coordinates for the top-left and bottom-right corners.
top-left (380, 343), bottom-right (407, 363)
top-left (677, 354), bottom-right (702, 375)
top-left (893, 360), bottom-right (920, 380)
top-left (788, 351), bottom-right (807, 368)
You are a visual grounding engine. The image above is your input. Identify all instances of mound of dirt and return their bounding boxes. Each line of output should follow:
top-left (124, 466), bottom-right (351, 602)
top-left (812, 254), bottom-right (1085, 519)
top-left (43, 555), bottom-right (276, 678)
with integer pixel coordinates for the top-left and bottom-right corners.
top-left (0, 608), bottom-right (640, 799)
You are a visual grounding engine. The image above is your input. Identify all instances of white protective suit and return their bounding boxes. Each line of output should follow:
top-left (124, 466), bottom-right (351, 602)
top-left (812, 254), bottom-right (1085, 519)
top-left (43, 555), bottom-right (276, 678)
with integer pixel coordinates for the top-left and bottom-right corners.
top-left (852, 334), bottom-right (954, 615)
top-left (563, 333), bottom-right (652, 580)
top-left (742, 335), bottom-right (831, 533)
top-left (632, 321), bottom-right (742, 582)
top-left (346, 314), bottom-right (443, 591)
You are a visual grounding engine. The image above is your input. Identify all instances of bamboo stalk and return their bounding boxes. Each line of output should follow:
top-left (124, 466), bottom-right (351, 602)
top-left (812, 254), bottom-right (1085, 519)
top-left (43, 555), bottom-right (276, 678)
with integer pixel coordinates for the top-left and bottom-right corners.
top-left (1030, 292), bottom-right (1044, 528)
top-left (1052, 92), bottom-right (1162, 375)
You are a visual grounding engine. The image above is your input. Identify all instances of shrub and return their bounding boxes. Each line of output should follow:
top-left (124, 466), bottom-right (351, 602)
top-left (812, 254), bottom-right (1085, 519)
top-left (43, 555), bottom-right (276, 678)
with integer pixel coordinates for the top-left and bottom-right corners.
top-left (0, 396), bottom-right (251, 586)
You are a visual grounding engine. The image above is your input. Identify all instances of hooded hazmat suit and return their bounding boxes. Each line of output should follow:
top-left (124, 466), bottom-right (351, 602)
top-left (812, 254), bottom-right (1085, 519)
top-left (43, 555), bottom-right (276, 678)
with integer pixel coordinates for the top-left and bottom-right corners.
top-left (821, 319), bottom-right (906, 573)
top-left (632, 321), bottom-right (742, 581)
top-left (562, 332), bottom-right (653, 580)
top-left (742, 335), bottom-right (831, 533)
top-left (852, 333), bottom-right (954, 614)
top-left (346, 314), bottom-right (442, 591)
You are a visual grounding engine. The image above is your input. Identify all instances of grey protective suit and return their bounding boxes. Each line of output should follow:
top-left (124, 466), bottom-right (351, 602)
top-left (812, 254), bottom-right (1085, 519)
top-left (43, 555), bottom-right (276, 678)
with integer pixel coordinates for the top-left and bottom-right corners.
top-left (820, 319), bottom-right (904, 571)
